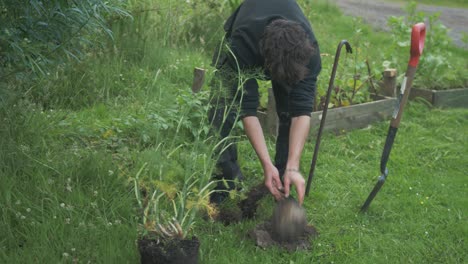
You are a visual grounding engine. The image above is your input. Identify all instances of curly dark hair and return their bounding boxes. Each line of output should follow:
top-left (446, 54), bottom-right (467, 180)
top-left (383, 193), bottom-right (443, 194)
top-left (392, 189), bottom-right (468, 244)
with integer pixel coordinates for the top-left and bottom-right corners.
top-left (260, 19), bottom-right (315, 85)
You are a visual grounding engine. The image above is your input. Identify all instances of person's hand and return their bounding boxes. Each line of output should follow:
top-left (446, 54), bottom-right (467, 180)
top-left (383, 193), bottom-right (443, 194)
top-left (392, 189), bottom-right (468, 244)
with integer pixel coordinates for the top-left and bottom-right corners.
top-left (263, 164), bottom-right (284, 201)
top-left (283, 169), bottom-right (306, 205)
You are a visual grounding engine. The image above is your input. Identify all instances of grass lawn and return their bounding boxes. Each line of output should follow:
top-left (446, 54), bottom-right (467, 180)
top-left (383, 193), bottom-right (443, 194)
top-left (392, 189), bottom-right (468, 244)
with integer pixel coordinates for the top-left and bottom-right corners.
top-left (2, 101), bottom-right (466, 263)
top-left (1, 0), bottom-right (467, 263)
top-left (196, 102), bottom-right (468, 263)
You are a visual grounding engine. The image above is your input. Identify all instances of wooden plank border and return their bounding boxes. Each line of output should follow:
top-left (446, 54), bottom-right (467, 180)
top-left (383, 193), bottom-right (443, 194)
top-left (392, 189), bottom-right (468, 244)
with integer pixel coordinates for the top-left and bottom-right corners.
top-left (258, 95), bottom-right (396, 136)
top-left (410, 88), bottom-right (468, 108)
top-left (309, 96), bottom-right (396, 135)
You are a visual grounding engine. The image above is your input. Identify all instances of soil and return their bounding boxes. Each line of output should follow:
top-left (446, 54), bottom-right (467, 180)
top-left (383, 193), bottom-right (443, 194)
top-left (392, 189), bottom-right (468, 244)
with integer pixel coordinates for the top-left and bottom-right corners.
top-left (249, 221), bottom-right (319, 252)
top-left (220, 184), bottom-right (318, 251)
top-left (238, 183), bottom-right (269, 219)
top-left (138, 237), bottom-right (200, 264)
top-left (214, 183), bottom-right (268, 225)
top-left (330, 0), bottom-right (468, 48)
top-left (217, 202), bottom-right (243, 225)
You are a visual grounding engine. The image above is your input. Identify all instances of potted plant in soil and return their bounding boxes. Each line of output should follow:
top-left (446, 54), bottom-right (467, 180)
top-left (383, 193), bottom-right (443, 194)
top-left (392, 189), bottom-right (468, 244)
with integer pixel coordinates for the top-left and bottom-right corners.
top-left (134, 161), bottom-right (217, 264)
top-left (131, 88), bottom-right (232, 263)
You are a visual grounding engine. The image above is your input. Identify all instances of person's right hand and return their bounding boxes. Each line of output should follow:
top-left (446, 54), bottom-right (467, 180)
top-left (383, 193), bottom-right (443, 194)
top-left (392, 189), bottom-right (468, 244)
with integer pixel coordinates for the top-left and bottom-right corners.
top-left (263, 164), bottom-right (284, 201)
top-left (283, 169), bottom-right (306, 205)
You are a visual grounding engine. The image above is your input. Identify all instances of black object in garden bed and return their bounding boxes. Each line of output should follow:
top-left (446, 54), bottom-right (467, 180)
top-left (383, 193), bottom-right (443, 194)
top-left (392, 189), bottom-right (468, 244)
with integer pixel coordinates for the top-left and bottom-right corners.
top-left (138, 237), bottom-right (200, 264)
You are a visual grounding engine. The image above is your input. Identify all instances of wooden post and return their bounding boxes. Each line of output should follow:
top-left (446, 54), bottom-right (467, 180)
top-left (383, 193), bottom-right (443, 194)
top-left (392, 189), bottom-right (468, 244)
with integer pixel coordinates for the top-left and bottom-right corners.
top-left (382, 69), bottom-right (397, 97)
top-left (266, 88), bottom-right (278, 136)
top-left (192, 67), bottom-right (206, 93)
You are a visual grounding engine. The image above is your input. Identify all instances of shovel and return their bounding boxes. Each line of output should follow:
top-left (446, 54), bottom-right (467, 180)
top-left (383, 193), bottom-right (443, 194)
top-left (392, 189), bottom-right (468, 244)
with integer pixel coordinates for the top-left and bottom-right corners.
top-left (360, 23), bottom-right (426, 212)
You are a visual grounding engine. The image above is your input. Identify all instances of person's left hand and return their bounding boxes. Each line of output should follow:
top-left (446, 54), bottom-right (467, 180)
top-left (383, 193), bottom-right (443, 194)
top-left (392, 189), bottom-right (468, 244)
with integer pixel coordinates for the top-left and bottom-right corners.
top-left (263, 163), bottom-right (284, 201)
top-left (283, 169), bottom-right (306, 205)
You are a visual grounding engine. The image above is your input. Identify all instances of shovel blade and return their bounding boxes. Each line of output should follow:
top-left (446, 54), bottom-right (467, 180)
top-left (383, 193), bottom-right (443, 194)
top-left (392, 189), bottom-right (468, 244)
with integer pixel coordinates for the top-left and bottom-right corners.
top-left (360, 171), bottom-right (388, 212)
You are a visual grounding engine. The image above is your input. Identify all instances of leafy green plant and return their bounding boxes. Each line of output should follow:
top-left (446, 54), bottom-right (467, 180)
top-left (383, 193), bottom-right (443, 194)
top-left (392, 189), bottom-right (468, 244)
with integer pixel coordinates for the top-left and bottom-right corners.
top-left (134, 164), bottom-right (188, 239)
top-left (132, 139), bottom-right (223, 240)
top-left (130, 78), bottom-right (244, 239)
top-left (223, 0), bottom-right (242, 13)
top-left (316, 23), bottom-right (377, 110)
top-left (385, 1), bottom-right (468, 89)
top-left (0, 0), bottom-right (130, 80)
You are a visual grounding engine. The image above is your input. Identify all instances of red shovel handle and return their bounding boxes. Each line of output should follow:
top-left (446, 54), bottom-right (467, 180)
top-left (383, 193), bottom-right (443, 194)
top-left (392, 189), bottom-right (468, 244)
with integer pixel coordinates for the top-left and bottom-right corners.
top-left (409, 23), bottom-right (426, 67)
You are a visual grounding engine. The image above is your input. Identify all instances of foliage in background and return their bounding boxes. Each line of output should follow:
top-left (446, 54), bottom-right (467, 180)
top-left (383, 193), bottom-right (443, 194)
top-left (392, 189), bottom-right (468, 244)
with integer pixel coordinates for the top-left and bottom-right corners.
top-left (300, 2), bottom-right (382, 110)
top-left (316, 24), bottom-right (379, 110)
top-left (386, 1), bottom-right (468, 89)
top-left (117, 0), bottom-right (230, 53)
top-left (0, 0), bottom-right (129, 80)
top-left (393, 0), bottom-right (468, 8)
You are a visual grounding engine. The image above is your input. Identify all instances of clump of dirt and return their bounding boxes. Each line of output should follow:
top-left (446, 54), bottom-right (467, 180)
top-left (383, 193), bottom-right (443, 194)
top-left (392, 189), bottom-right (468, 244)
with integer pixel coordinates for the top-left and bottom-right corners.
top-left (249, 221), bottom-right (318, 252)
top-left (213, 183), bottom-right (269, 225)
top-left (217, 182), bottom-right (318, 251)
top-left (216, 202), bottom-right (243, 226)
top-left (238, 183), bottom-right (269, 219)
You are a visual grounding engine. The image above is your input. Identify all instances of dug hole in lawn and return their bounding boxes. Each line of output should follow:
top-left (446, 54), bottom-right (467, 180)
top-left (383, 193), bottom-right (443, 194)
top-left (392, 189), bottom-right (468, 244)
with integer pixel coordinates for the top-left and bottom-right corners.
top-left (249, 197), bottom-right (318, 252)
top-left (242, 187), bottom-right (318, 252)
top-left (217, 183), bottom-right (319, 251)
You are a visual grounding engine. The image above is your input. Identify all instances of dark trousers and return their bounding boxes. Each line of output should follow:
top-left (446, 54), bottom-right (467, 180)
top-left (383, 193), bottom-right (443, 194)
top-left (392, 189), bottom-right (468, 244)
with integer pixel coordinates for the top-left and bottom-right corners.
top-left (208, 69), bottom-right (245, 191)
top-left (208, 97), bottom-right (243, 191)
top-left (209, 72), bottom-right (292, 190)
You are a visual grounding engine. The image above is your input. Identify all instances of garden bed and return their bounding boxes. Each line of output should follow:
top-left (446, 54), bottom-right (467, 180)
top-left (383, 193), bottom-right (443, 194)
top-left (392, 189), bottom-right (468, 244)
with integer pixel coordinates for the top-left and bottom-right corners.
top-left (258, 94), bottom-right (396, 136)
top-left (309, 95), bottom-right (396, 134)
top-left (410, 87), bottom-right (468, 108)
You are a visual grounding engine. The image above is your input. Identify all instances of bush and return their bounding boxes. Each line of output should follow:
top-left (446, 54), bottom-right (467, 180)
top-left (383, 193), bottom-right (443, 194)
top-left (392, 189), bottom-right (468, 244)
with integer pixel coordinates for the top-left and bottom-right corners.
top-left (0, 0), bottom-right (129, 80)
top-left (386, 1), bottom-right (468, 89)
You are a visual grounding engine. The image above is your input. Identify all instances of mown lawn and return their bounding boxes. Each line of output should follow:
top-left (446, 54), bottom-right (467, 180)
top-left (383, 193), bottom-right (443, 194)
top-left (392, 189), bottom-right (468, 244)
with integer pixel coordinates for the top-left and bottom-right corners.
top-left (196, 102), bottom-right (468, 264)
top-left (1, 0), bottom-right (467, 263)
top-left (2, 101), bottom-right (466, 263)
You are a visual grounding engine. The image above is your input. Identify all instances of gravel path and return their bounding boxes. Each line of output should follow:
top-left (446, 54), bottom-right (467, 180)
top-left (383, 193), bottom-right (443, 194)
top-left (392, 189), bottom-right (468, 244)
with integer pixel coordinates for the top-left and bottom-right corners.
top-left (331, 0), bottom-right (468, 47)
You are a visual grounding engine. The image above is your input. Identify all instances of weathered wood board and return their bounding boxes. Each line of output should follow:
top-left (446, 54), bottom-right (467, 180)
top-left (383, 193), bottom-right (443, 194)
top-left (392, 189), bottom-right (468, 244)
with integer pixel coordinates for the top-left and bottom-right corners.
top-left (433, 88), bottom-right (468, 108)
top-left (410, 88), bottom-right (468, 108)
top-left (309, 97), bottom-right (396, 134)
top-left (259, 96), bottom-right (396, 136)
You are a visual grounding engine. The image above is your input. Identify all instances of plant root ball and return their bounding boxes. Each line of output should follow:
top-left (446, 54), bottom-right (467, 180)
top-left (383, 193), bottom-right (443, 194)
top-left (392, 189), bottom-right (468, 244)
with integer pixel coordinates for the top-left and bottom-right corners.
top-left (271, 197), bottom-right (307, 243)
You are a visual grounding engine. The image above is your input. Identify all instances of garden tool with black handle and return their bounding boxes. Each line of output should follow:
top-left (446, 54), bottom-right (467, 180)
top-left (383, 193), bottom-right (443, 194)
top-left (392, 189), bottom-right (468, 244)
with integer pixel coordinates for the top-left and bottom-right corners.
top-left (305, 40), bottom-right (353, 196)
top-left (360, 23), bottom-right (426, 212)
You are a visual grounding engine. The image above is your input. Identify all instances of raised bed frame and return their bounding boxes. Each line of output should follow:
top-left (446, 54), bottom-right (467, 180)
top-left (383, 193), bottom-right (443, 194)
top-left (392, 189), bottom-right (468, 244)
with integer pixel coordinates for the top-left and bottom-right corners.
top-left (258, 92), bottom-right (396, 136)
top-left (410, 87), bottom-right (468, 108)
top-left (191, 67), bottom-right (466, 137)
